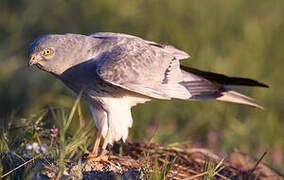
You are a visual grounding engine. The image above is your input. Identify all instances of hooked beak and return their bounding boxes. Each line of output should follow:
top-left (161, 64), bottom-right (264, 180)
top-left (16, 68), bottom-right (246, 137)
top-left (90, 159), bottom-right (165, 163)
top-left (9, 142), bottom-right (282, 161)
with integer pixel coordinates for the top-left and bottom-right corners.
top-left (28, 53), bottom-right (38, 66)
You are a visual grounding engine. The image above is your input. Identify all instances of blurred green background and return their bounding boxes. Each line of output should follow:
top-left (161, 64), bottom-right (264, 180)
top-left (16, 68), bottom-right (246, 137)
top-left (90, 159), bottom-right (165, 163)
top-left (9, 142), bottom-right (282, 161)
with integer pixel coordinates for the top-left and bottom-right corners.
top-left (0, 0), bottom-right (283, 172)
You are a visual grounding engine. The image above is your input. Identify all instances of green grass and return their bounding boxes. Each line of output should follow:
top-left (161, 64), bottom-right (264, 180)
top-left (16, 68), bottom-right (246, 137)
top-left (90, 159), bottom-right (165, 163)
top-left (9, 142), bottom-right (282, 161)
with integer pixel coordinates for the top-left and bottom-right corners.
top-left (0, 0), bottom-right (283, 174)
top-left (140, 150), bottom-right (177, 180)
top-left (0, 97), bottom-right (178, 179)
top-left (202, 158), bottom-right (225, 180)
top-left (0, 97), bottom-right (94, 179)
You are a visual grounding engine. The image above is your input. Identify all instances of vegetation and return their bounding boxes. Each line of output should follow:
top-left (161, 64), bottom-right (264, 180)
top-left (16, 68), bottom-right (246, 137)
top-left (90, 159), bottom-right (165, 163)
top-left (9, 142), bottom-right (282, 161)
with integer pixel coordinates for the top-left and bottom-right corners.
top-left (1, 105), bottom-right (280, 179)
top-left (0, 97), bottom-right (93, 178)
top-left (0, 0), bottom-right (283, 177)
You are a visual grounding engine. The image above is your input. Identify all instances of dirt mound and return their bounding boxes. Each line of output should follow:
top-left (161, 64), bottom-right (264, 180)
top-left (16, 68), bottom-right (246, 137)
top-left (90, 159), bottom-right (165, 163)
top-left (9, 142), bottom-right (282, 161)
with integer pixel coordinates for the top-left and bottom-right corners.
top-left (40, 141), bottom-right (283, 179)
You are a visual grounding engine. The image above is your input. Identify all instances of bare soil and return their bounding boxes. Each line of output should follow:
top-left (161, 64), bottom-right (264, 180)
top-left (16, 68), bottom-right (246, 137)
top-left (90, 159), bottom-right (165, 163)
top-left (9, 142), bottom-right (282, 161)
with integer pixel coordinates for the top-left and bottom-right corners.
top-left (41, 141), bottom-right (283, 180)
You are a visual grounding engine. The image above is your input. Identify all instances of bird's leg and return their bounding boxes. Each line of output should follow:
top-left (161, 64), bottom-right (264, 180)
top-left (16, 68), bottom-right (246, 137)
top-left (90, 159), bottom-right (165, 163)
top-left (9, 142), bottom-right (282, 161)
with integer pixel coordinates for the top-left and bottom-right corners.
top-left (88, 128), bottom-right (111, 163)
top-left (87, 111), bottom-right (111, 163)
top-left (87, 117), bottom-right (105, 159)
top-left (101, 128), bottom-right (111, 155)
top-left (89, 119), bottom-right (105, 158)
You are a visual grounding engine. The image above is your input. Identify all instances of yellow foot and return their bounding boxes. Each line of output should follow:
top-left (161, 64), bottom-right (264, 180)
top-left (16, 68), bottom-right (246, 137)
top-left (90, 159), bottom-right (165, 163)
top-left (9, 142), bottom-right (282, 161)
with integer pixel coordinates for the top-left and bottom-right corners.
top-left (87, 153), bottom-right (109, 164)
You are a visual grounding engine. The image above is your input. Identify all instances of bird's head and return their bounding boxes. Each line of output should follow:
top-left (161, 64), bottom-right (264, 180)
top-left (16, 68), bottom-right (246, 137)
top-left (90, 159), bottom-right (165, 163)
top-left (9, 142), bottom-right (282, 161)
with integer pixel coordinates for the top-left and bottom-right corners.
top-left (28, 34), bottom-right (94, 75)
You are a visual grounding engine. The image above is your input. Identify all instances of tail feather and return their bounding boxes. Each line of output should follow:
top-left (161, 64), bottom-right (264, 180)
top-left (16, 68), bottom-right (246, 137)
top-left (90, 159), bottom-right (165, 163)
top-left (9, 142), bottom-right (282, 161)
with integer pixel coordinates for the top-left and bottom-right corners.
top-left (179, 65), bottom-right (268, 109)
top-left (217, 89), bottom-right (263, 109)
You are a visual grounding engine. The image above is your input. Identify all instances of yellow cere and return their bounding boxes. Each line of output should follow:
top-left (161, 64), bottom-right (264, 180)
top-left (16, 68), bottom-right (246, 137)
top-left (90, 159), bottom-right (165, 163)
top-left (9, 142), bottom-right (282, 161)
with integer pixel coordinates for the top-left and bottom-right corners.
top-left (43, 48), bottom-right (52, 56)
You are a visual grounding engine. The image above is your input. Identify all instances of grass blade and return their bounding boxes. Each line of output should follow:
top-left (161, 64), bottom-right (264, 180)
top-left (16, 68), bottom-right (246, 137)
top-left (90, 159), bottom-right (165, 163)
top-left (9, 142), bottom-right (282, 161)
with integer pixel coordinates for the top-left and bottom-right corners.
top-left (64, 92), bottom-right (82, 132)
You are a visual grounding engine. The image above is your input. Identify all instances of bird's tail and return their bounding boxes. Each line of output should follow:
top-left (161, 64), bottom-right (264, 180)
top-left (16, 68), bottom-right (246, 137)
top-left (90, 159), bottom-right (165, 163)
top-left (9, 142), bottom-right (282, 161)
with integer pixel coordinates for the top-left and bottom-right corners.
top-left (179, 65), bottom-right (269, 109)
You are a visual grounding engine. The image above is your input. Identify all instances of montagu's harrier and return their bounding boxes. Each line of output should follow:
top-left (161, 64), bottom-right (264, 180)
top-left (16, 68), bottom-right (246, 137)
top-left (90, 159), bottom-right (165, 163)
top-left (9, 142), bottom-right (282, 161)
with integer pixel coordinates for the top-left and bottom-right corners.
top-left (28, 32), bottom-right (268, 161)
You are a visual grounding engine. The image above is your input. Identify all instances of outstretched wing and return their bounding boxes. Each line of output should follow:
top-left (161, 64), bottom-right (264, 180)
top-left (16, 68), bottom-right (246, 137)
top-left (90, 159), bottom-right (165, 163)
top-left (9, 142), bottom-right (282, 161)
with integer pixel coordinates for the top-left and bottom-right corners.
top-left (94, 36), bottom-right (191, 99)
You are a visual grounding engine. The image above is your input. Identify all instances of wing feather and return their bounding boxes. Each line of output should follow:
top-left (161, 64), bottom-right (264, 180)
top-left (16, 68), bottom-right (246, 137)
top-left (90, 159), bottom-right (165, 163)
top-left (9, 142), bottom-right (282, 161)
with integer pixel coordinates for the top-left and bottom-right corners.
top-left (95, 37), bottom-right (191, 99)
top-left (89, 32), bottom-right (190, 59)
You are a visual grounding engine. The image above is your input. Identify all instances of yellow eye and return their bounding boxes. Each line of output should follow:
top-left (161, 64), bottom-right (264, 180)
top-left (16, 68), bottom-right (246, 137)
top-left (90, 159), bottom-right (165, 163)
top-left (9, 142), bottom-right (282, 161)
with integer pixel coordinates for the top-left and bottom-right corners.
top-left (43, 48), bottom-right (53, 56)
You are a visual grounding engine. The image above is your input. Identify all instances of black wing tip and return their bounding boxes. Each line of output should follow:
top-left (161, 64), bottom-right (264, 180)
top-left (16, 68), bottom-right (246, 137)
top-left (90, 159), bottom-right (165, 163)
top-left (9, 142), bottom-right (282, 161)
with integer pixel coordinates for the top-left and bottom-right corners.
top-left (236, 78), bottom-right (269, 88)
top-left (258, 81), bottom-right (269, 88)
top-left (238, 78), bottom-right (269, 88)
top-left (257, 82), bottom-right (269, 88)
top-left (181, 65), bottom-right (269, 88)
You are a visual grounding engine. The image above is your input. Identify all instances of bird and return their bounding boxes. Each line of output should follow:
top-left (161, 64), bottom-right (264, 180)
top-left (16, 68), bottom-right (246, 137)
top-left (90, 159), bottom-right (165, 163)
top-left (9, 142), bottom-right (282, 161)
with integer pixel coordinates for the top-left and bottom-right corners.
top-left (28, 32), bottom-right (268, 162)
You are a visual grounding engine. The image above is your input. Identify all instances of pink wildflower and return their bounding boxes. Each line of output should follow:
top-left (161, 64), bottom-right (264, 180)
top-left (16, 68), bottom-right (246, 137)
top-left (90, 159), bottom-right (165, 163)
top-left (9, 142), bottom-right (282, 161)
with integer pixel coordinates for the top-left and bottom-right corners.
top-left (33, 122), bottom-right (41, 131)
top-left (50, 125), bottom-right (58, 137)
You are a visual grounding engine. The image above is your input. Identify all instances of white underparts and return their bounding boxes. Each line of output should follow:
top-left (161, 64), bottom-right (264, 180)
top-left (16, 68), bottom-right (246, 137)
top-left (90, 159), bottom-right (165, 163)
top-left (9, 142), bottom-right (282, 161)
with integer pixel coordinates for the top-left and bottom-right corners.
top-left (88, 92), bottom-right (151, 144)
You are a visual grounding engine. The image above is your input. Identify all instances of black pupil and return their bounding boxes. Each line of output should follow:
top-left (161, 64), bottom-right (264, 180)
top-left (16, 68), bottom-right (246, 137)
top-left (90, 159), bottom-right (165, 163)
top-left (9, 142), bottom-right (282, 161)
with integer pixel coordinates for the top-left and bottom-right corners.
top-left (46, 50), bottom-right (50, 53)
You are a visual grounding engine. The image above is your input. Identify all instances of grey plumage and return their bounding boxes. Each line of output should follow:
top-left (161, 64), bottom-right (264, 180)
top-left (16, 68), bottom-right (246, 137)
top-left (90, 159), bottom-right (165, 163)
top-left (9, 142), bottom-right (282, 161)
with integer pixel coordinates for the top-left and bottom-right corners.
top-left (28, 32), bottom-right (268, 144)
